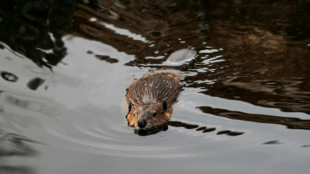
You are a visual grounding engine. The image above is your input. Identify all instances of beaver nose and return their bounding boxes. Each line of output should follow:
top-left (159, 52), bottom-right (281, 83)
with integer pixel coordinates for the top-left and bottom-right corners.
top-left (138, 119), bottom-right (147, 128)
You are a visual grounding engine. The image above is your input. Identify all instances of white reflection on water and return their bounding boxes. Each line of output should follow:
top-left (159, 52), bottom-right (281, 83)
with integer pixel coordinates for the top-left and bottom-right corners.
top-left (100, 22), bottom-right (149, 43)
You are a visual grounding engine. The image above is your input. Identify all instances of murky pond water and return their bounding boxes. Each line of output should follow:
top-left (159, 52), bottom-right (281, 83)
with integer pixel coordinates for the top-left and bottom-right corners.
top-left (1, 0), bottom-right (310, 174)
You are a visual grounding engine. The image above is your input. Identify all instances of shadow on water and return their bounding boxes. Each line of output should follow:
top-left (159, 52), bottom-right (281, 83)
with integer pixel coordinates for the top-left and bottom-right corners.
top-left (196, 0), bottom-right (310, 115)
top-left (73, 0), bottom-right (207, 62)
top-left (199, 106), bottom-right (310, 130)
top-left (0, 0), bottom-right (207, 66)
top-left (0, 0), bottom-right (74, 68)
top-left (134, 120), bottom-right (244, 136)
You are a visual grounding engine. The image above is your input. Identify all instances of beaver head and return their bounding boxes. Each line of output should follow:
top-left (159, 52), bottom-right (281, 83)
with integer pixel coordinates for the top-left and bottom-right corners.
top-left (126, 101), bottom-right (172, 130)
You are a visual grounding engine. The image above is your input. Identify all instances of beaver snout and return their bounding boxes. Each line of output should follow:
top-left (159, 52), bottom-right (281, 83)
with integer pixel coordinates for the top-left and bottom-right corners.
top-left (138, 119), bottom-right (147, 128)
top-left (126, 101), bottom-right (175, 130)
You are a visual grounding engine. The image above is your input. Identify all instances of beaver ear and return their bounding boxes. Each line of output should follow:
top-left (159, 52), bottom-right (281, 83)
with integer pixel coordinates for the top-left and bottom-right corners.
top-left (162, 102), bottom-right (168, 111)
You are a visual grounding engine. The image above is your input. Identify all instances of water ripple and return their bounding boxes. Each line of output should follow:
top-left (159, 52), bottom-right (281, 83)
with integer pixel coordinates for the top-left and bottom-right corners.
top-left (40, 107), bottom-right (212, 158)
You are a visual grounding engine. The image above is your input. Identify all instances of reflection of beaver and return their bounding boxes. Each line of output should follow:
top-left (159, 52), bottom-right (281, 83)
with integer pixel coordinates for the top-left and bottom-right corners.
top-left (125, 49), bottom-right (196, 132)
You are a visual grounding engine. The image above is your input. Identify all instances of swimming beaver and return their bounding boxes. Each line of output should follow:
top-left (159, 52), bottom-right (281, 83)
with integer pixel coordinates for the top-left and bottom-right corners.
top-left (125, 49), bottom-right (196, 132)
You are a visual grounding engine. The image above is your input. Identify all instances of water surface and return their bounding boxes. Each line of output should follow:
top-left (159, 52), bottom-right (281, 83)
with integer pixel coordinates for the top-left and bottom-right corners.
top-left (0, 0), bottom-right (310, 174)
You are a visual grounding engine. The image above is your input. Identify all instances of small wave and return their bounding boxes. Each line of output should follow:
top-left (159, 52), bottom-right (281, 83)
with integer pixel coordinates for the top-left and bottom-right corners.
top-left (40, 106), bottom-right (213, 158)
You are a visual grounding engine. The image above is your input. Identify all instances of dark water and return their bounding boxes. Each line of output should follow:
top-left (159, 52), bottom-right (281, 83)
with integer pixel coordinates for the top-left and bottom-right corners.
top-left (1, 0), bottom-right (310, 173)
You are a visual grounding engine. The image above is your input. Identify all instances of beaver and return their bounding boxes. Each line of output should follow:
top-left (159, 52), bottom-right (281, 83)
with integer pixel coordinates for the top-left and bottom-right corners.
top-left (125, 49), bottom-right (196, 132)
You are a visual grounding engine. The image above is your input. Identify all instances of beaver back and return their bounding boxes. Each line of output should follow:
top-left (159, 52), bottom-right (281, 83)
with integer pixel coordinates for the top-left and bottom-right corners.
top-left (126, 72), bottom-right (182, 105)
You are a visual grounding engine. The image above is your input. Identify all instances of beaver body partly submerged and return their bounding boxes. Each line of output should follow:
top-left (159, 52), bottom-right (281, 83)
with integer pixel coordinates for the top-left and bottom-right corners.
top-left (125, 49), bottom-right (196, 131)
top-left (125, 71), bottom-right (182, 130)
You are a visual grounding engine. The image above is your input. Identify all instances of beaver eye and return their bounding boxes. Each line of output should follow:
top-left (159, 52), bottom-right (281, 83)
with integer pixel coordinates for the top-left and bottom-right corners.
top-left (128, 103), bottom-right (132, 112)
top-left (153, 113), bottom-right (157, 117)
top-left (162, 101), bottom-right (167, 111)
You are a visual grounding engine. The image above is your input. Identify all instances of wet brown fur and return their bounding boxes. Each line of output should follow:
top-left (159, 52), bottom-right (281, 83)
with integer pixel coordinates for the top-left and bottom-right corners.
top-left (125, 72), bottom-right (182, 130)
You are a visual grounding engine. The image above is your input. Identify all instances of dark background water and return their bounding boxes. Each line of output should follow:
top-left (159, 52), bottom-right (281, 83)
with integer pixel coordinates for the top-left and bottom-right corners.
top-left (0, 0), bottom-right (310, 174)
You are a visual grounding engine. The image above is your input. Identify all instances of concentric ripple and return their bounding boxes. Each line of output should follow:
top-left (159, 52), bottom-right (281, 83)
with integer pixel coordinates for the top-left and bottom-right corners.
top-left (40, 105), bottom-right (214, 158)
